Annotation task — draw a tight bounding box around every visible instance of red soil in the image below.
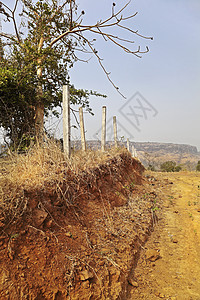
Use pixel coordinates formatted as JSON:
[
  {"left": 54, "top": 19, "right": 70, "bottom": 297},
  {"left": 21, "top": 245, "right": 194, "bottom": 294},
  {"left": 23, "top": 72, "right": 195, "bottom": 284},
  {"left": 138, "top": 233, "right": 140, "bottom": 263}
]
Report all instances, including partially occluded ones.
[{"left": 0, "top": 152, "right": 162, "bottom": 299}]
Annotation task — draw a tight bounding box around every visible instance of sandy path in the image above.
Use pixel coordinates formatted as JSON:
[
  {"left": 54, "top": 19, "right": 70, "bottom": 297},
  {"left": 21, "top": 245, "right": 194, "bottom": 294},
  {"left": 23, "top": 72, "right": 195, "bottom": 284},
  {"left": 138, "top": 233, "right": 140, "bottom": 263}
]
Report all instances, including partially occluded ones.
[{"left": 128, "top": 172, "right": 200, "bottom": 300}]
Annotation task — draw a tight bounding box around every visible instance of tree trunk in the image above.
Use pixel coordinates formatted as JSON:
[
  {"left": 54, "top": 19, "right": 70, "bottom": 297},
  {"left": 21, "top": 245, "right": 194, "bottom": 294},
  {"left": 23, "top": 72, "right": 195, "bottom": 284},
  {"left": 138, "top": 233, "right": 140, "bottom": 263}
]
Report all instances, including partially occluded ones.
[
  {"left": 35, "top": 101, "right": 44, "bottom": 141},
  {"left": 35, "top": 55, "right": 44, "bottom": 141}
]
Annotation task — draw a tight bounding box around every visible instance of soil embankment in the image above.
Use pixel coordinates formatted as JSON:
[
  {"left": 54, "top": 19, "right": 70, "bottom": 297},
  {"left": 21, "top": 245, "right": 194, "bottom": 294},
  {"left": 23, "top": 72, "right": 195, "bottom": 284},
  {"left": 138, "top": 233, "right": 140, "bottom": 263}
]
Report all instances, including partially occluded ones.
[{"left": 0, "top": 151, "right": 159, "bottom": 300}]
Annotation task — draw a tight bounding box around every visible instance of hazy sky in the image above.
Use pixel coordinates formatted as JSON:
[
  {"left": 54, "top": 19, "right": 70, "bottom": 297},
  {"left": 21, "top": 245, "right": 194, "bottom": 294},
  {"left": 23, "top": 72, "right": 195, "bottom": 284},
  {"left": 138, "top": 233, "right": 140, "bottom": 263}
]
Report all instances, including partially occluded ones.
[
  {"left": 1, "top": 0, "right": 200, "bottom": 150},
  {"left": 66, "top": 0, "right": 200, "bottom": 150}
]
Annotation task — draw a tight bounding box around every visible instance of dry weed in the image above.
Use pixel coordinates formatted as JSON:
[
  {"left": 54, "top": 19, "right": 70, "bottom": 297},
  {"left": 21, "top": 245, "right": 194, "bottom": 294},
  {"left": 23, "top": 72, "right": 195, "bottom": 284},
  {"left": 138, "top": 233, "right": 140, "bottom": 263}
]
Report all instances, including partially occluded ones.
[{"left": 0, "top": 139, "right": 127, "bottom": 225}]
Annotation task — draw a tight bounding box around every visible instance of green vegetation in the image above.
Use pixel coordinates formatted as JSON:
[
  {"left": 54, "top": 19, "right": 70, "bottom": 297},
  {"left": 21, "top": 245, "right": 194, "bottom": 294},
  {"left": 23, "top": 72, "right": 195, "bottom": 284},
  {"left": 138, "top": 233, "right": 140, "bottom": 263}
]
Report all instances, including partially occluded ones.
[
  {"left": 0, "top": 0, "right": 106, "bottom": 148},
  {"left": 0, "top": 65, "right": 104, "bottom": 150},
  {"left": 160, "top": 161, "right": 182, "bottom": 172},
  {"left": 147, "top": 164, "right": 156, "bottom": 171},
  {"left": 196, "top": 161, "right": 200, "bottom": 171}
]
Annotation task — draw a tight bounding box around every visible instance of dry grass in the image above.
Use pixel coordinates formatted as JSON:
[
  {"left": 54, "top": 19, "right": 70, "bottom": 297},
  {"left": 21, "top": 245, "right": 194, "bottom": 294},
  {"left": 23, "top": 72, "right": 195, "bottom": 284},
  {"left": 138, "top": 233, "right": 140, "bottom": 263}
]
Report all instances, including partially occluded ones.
[
  {"left": 0, "top": 140, "right": 127, "bottom": 224},
  {"left": 0, "top": 140, "right": 126, "bottom": 190}
]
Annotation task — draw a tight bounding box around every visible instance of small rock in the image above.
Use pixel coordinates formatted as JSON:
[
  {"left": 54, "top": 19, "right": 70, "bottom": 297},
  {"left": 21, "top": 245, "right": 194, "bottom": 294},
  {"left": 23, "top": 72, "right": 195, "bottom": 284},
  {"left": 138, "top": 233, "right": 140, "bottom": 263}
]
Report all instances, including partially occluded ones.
[
  {"left": 155, "top": 292, "right": 165, "bottom": 298},
  {"left": 197, "top": 208, "right": 200, "bottom": 213},
  {"left": 46, "top": 219, "right": 53, "bottom": 228},
  {"left": 65, "top": 232, "right": 72, "bottom": 238},
  {"left": 145, "top": 249, "right": 160, "bottom": 262},
  {"left": 172, "top": 238, "right": 178, "bottom": 243},
  {"left": 32, "top": 209, "right": 48, "bottom": 226},
  {"left": 101, "top": 248, "right": 110, "bottom": 254},
  {"left": 79, "top": 270, "right": 94, "bottom": 281},
  {"left": 82, "top": 280, "right": 90, "bottom": 288},
  {"left": 128, "top": 278, "right": 138, "bottom": 287}
]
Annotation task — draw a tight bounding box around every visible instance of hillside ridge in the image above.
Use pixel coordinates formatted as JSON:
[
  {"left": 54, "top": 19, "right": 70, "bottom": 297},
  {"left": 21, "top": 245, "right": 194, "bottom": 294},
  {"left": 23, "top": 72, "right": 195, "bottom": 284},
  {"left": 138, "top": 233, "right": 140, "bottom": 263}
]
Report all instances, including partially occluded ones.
[
  {"left": 133, "top": 142, "right": 198, "bottom": 155},
  {"left": 71, "top": 140, "right": 198, "bottom": 155}
]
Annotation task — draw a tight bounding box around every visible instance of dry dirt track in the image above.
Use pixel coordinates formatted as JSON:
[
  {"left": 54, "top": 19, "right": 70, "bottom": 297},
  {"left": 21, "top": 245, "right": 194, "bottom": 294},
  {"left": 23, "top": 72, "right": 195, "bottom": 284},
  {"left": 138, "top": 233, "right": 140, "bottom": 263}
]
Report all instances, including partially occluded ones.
[{"left": 128, "top": 172, "right": 200, "bottom": 300}]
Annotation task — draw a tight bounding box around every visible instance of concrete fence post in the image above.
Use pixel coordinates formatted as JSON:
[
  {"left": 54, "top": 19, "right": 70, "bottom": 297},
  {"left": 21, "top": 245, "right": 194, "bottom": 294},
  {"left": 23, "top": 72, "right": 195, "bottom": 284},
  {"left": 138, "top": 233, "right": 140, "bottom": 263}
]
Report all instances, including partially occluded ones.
[
  {"left": 79, "top": 106, "right": 86, "bottom": 151},
  {"left": 127, "top": 138, "right": 130, "bottom": 152},
  {"left": 101, "top": 106, "right": 106, "bottom": 152},
  {"left": 113, "top": 116, "right": 118, "bottom": 148},
  {"left": 63, "top": 85, "right": 71, "bottom": 158}
]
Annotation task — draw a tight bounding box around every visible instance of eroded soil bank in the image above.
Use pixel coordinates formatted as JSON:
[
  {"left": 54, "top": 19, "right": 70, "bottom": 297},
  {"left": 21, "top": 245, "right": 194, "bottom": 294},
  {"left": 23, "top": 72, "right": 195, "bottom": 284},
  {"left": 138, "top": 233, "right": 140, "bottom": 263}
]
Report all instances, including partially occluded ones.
[
  {"left": 2, "top": 153, "right": 198, "bottom": 300},
  {"left": 128, "top": 172, "right": 200, "bottom": 300},
  {"left": 0, "top": 152, "right": 164, "bottom": 300}
]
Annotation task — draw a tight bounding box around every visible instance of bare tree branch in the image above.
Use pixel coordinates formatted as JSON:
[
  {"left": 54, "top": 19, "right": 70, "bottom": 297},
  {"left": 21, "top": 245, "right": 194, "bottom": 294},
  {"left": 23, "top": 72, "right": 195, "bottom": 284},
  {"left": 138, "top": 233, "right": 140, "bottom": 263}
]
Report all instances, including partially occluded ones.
[
  {"left": 117, "top": 23, "right": 153, "bottom": 40},
  {"left": 96, "top": 29, "right": 135, "bottom": 44},
  {"left": 0, "top": 32, "right": 18, "bottom": 43},
  {"left": 89, "top": 28, "right": 144, "bottom": 58},
  {"left": 50, "top": 1, "right": 139, "bottom": 46},
  {"left": 72, "top": 35, "right": 93, "bottom": 54},
  {"left": 0, "top": 2, "right": 12, "bottom": 14},
  {"left": 12, "top": 0, "right": 21, "bottom": 43},
  {"left": 69, "top": 0, "right": 73, "bottom": 30},
  {"left": 0, "top": 0, "right": 21, "bottom": 43},
  {"left": 95, "top": 1, "right": 131, "bottom": 28},
  {"left": 77, "top": 33, "right": 126, "bottom": 98}
]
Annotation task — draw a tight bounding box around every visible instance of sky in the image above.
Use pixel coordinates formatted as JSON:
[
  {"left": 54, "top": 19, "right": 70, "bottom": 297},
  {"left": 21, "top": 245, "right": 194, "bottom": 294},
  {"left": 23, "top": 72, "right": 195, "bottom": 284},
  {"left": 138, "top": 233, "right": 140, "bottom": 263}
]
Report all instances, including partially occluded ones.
[
  {"left": 1, "top": 0, "right": 200, "bottom": 150},
  {"left": 66, "top": 0, "right": 200, "bottom": 150}
]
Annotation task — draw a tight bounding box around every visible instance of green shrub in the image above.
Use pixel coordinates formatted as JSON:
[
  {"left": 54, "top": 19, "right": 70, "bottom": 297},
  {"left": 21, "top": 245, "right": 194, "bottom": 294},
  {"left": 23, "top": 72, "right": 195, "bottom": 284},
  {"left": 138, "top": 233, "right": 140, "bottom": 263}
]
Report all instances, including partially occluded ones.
[
  {"left": 147, "top": 164, "right": 156, "bottom": 171},
  {"left": 196, "top": 161, "right": 200, "bottom": 171},
  {"left": 160, "top": 161, "right": 181, "bottom": 172},
  {"left": 175, "top": 165, "right": 182, "bottom": 172}
]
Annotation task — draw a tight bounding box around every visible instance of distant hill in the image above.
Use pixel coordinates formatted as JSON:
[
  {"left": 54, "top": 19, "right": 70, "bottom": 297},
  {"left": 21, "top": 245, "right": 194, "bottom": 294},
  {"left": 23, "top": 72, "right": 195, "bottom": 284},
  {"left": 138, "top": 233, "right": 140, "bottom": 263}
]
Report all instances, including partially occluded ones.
[
  {"left": 132, "top": 142, "right": 200, "bottom": 170},
  {"left": 134, "top": 142, "right": 198, "bottom": 155}
]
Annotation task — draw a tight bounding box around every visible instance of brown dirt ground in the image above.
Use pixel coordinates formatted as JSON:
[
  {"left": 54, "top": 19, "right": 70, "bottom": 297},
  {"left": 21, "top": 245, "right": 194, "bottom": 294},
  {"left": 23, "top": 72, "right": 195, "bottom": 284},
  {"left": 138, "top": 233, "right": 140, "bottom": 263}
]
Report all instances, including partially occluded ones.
[{"left": 128, "top": 171, "right": 200, "bottom": 300}]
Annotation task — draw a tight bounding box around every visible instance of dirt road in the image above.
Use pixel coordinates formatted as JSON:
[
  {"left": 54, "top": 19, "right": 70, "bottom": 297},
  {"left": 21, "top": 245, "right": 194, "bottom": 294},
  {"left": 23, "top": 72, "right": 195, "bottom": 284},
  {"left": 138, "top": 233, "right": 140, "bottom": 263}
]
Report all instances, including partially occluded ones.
[{"left": 128, "top": 172, "right": 200, "bottom": 300}]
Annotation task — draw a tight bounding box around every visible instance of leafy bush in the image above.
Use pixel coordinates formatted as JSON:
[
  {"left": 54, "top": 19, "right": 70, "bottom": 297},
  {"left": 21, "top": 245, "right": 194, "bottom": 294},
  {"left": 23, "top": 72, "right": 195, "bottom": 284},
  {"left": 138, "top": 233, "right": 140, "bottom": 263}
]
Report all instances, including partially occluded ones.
[
  {"left": 196, "top": 161, "right": 200, "bottom": 171},
  {"left": 147, "top": 164, "right": 156, "bottom": 171},
  {"left": 174, "top": 165, "right": 182, "bottom": 172},
  {"left": 160, "top": 161, "right": 181, "bottom": 172}
]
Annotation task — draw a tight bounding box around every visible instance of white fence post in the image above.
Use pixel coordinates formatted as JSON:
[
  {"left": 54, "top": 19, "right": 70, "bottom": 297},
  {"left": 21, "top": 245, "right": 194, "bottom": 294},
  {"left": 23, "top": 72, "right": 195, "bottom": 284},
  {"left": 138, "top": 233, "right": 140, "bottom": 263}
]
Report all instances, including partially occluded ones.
[
  {"left": 132, "top": 146, "right": 138, "bottom": 158},
  {"left": 63, "top": 85, "right": 71, "bottom": 158},
  {"left": 79, "top": 106, "right": 86, "bottom": 151},
  {"left": 113, "top": 116, "right": 118, "bottom": 148},
  {"left": 132, "top": 146, "right": 135, "bottom": 157},
  {"left": 127, "top": 138, "right": 130, "bottom": 152},
  {"left": 101, "top": 106, "right": 106, "bottom": 152}
]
